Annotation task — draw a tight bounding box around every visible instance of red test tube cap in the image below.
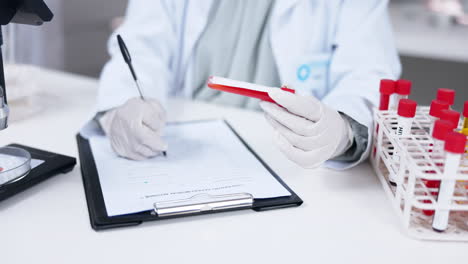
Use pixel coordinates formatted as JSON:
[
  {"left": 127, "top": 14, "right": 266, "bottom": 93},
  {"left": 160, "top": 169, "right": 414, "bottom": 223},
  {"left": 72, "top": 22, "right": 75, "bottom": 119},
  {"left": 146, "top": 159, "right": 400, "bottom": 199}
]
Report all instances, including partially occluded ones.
[
  {"left": 395, "top": 79, "right": 412, "bottom": 95},
  {"left": 436, "top": 88, "right": 455, "bottom": 106},
  {"left": 444, "top": 132, "right": 467, "bottom": 154},
  {"left": 464, "top": 101, "right": 468, "bottom": 118},
  {"left": 432, "top": 120, "right": 454, "bottom": 141},
  {"left": 429, "top": 100, "right": 449, "bottom": 118},
  {"left": 379, "top": 79, "right": 395, "bottom": 95},
  {"left": 440, "top": 109, "right": 460, "bottom": 129},
  {"left": 397, "top": 99, "right": 417, "bottom": 118}
]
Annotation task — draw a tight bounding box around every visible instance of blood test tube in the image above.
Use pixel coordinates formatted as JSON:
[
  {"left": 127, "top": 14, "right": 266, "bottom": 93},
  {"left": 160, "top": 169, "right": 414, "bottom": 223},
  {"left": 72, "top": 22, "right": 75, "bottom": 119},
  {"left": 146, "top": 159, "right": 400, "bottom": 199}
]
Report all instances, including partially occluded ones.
[
  {"left": 440, "top": 109, "right": 461, "bottom": 130},
  {"left": 379, "top": 79, "right": 395, "bottom": 111},
  {"left": 422, "top": 120, "right": 454, "bottom": 216},
  {"left": 396, "top": 99, "right": 417, "bottom": 136},
  {"left": 391, "top": 79, "right": 412, "bottom": 111},
  {"left": 432, "top": 132, "right": 467, "bottom": 232},
  {"left": 433, "top": 121, "right": 455, "bottom": 157},
  {"left": 390, "top": 99, "right": 417, "bottom": 185},
  {"left": 428, "top": 100, "right": 449, "bottom": 136},
  {"left": 436, "top": 88, "right": 455, "bottom": 108},
  {"left": 373, "top": 80, "right": 396, "bottom": 157}
]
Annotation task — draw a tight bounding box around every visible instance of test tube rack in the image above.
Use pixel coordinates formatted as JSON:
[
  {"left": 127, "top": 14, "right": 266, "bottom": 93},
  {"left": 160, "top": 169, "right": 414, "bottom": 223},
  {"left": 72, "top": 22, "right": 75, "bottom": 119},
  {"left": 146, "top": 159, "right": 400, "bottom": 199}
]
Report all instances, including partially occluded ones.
[{"left": 371, "top": 106, "right": 468, "bottom": 241}]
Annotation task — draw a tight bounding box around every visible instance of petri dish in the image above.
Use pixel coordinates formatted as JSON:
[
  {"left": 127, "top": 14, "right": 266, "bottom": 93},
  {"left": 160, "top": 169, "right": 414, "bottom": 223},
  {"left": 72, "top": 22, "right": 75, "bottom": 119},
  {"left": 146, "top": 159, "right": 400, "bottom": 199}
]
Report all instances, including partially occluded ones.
[{"left": 0, "top": 147, "right": 31, "bottom": 187}]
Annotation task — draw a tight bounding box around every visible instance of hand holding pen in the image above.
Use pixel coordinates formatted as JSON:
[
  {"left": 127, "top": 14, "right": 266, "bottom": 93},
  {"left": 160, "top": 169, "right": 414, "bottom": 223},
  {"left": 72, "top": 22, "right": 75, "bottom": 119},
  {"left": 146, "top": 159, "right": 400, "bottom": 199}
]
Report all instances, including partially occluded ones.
[{"left": 115, "top": 34, "right": 167, "bottom": 157}]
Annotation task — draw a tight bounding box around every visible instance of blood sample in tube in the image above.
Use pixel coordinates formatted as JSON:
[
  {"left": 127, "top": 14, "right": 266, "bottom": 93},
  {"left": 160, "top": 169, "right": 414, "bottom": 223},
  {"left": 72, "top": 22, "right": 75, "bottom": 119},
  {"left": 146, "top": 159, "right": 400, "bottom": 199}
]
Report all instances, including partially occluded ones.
[
  {"left": 428, "top": 100, "right": 449, "bottom": 136},
  {"left": 433, "top": 132, "right": 467, "bottom": 232},
  {"left": 440, "top": 109, "right": 461, "bottom": 130},
  {"left": 391, "top": 80, "right": 412, "bottom": 111},
  {"left": 436, "top": 88, "right": 455, "bottom": 107},
  {"left": 389, "top": 99, "right": 417, "bottom": 185},
  {"left": 379, "top": 79, "right": 395, "bottom": 111},
  {"left": 422, "top": 120, "right": 453, "bottom": 216}
]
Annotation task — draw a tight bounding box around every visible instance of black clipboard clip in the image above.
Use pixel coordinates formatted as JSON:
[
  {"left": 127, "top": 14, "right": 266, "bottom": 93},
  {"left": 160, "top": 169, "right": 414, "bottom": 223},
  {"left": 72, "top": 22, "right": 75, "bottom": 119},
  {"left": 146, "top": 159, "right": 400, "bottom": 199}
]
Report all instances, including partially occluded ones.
[{"left": 153, "top": 193, "right": 254, "bottom": 217}]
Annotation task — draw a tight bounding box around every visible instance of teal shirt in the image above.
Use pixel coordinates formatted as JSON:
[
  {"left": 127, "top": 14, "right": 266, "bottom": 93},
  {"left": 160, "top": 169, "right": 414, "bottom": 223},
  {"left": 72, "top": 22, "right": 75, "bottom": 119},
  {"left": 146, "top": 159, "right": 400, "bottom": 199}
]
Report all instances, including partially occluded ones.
[
  {"left": 190, "top": 0, "right": 367, "bottom": 163},
  {"left": 192, "top": 0, "right": 280, "bottom": 110}
]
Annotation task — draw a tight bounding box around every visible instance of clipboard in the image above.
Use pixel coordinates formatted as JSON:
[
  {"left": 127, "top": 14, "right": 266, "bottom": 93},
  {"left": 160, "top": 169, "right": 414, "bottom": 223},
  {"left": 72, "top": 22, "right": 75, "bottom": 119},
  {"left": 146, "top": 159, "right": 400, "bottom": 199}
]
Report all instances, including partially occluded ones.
[{"left": 76, "top": 120, "right": 303, "bottom": 230}]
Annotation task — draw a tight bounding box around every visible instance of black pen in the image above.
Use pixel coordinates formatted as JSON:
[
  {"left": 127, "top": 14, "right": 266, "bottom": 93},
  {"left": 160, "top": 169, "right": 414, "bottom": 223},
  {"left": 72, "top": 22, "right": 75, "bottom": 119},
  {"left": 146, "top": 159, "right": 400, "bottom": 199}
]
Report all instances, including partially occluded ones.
[
  {"left": 117, "top": 34, "right": 167, "bottom": 157},
  {"left": 117, "top": 34, "right": 145, "bottom": 100}
]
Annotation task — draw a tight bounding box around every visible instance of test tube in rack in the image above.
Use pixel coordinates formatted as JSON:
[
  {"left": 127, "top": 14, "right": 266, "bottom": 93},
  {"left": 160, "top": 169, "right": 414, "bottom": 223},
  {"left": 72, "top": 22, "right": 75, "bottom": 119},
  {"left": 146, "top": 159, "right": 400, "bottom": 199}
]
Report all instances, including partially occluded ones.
[
  {"left": 391, "top": 80, "right": 411, "bottom": 111},
  {"left": 432, "top": 132, "right": 467, "bottom": 232},
  {"left": 390, "top": 99, "right": 417, "bottom": 185},
  {"left": 436, "top": 88, "right": 455, "bottom": 108},
  {"left": 422, "top": 120, "right": 454, "bottom": 216},
  {"left": 428, "top": 100, "right": 449, "bottom": 136},
  {"left": 379, "top": 79, "right": 395, "bottom": 111},
  {"left": 440, "top": 109, "right": 460, "bottom": 130}
]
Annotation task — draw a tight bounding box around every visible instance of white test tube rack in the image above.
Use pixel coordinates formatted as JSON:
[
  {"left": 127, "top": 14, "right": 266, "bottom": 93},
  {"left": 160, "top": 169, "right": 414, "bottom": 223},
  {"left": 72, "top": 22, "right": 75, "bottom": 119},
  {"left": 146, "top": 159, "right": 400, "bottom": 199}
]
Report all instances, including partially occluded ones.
[{"left": 371, "top": 106, "right": 468, "bottom": 241}]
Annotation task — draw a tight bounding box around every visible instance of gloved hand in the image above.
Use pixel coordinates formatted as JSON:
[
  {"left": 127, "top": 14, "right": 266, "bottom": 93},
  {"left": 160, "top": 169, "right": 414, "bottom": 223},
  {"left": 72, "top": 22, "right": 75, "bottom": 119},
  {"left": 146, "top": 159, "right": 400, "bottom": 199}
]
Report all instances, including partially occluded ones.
[
  {"left": 260, "top": 89, "right": 353, "bottom": 169},
  {"left": 99, "top": 97, "right": 168, "bottom": 160}
]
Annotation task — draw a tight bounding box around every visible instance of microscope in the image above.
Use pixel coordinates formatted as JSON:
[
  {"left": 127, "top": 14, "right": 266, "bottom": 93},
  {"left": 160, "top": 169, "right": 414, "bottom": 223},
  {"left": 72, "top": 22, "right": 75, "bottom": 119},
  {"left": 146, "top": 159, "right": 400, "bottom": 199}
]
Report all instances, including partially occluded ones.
[
  {"left": 0, "top": 0, "right": 53, "bottom": 129},
  {"left": 0, "top": 1, "right": 75, "bottom": 195}
]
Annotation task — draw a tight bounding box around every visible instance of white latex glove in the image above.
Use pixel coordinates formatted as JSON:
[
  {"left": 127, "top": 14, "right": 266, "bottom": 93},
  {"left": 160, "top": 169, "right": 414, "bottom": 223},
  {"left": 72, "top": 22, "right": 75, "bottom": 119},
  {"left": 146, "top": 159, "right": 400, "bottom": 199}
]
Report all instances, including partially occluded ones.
[
  {"left": 99, "top": 97, "right": 168, "bottom": 160},
  {"left": 260, "top": 89, "right": 353, "bottom": 169}
]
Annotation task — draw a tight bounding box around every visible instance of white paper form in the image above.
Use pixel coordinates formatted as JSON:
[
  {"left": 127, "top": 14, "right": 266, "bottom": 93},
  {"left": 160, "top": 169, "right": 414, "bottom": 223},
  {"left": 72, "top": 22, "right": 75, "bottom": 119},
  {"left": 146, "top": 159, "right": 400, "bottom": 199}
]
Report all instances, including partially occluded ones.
[{"left": 89, "top": 120, "right": 291, "bottom": 216}]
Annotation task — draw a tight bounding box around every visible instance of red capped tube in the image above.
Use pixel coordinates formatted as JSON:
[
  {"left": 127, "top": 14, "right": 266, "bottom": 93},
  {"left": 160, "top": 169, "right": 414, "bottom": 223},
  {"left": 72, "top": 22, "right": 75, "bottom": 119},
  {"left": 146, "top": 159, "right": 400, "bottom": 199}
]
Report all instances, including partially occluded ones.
[
  {"left": 397, "top": 99, "right": 417, "bottom": 118},
  {"left": 423, "top": 120, "right": 454, "bottom": 216},
  {"left": 390, "top": 99, "right": 417, "bottom": 185},
  {"left": 444, "top": 132, "right": 467, "bottom": 154},
  {"left": 440, "top": 109, "right": 461, "bottom": 129},
  {"left": 433, "top": 132, "right": 467, "bottom": 232},
  {"left": 395, "top": 79, "right": 412, "bottom": 95},
  {"left": 379, "top": 79, "right": 395, "bottom": 110},
  {"left": 436, "top": 88, "right": 455, "bottom": 106},
  {"left": 391, "top": 79, "right": 412, "bottom": 110},
  {"left": 429, "top": 100, "right": 449, "bottom": 118},
  {"left": 428, "top": 100, "right": 451, "bottom": 136},
  {"left": 432, "top": 120, "right": 454, "bottom": 141}
]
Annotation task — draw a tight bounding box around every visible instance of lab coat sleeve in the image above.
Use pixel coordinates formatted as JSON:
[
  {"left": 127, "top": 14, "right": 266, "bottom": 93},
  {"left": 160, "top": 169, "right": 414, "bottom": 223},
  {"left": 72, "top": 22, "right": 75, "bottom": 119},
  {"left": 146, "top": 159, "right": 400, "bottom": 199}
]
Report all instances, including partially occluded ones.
[
  {"left": 322, "top": 0, "right": 401, "bottom": 170},
  {"left": 96, "top": 0, "right": 178, "bottom": 112}
]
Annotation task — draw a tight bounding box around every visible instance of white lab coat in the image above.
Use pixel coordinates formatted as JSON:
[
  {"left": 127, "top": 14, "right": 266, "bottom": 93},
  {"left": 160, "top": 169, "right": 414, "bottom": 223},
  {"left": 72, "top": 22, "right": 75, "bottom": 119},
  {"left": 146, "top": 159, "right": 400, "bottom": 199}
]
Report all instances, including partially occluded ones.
[{"left": 97, "top": 0, "right": 401, "bottom": 169}]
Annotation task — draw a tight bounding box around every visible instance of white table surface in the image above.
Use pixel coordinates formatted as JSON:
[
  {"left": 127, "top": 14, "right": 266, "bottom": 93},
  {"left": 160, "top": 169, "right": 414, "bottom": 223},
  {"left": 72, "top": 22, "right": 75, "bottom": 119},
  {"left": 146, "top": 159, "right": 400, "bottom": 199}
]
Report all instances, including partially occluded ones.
[{"left": 0, "top": 70, "right": 465, "bottom": 264}]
